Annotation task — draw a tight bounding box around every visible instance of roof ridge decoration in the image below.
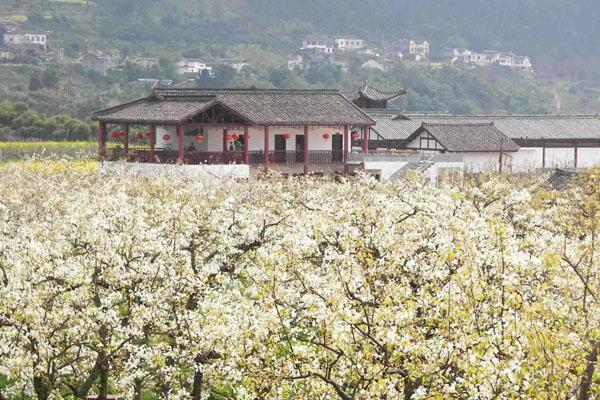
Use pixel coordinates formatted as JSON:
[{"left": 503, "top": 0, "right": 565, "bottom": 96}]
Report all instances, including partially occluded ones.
[{"left": 344, "top": 81, "right": 407, "bottom": 102}]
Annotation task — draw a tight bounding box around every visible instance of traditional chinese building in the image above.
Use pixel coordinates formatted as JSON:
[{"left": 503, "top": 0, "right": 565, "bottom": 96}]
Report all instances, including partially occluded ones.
[
  {"left": 93, "top": 88, "right": 374, "bottom": 174},
  {"left": 343, "top": 81, "right": 406, "bottom": 110}
]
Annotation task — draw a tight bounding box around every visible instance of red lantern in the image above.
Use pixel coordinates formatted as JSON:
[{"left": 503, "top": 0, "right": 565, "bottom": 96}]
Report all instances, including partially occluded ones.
[
  {"left": 322, "top": 133, "right": 330, "bottom": 140},
  {"left": 111, "top": 130, "right": 126, "bottom": 139},
  {"left": 135, "top": 133, "right": 144, "bottom": 140},
  {"left": 162, "top": 134, "right": 171, "bottom": 141},
  {"left": 143, "top": 130, "right": 152, "bottom": 138},
  {"left": 283, "top": 133, "right": 291, "bottom": 140},
  {"left": 232, "top": 134, "right": 240, "bottom": 141},
  {"left": 196, "top": 134, "right": 205, "bottom": 142},
  {"left": 224, "top": 134, "right": 233, "bottom": 141},
  {"left": 351, "top": 132, "right": 360, "bottom": 140}
]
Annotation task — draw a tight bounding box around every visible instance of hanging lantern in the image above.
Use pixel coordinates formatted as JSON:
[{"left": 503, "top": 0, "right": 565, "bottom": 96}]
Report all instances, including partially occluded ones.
[
  {"left": 111, "top": 130, "right": 126, "bottom": 139},
  {"left": 143, "top": 130, "right": 152, "bottom": 138},
  {"left": 283, "top": 133, "right": 291, "bottom": 140},
  {"left": 224, "top": 134, "right": 234, "bottom": 141},
  {"left": 162, "top": 134, "right": 171, "bottom": 141},
  {"left": 195, "top": 134, "right": 205, "bottom": 142},
  {"left": 322, "top": 133, "right": 330, "bottom": 140},
  {"left": 232, "top": 134, "right": 240, "bottom": 141},
  {"left": 351, "top": 132, "right": 360, "bottom": 140},
  {"left": 135, "top": 132, "right": 144, "bottom": 140}
]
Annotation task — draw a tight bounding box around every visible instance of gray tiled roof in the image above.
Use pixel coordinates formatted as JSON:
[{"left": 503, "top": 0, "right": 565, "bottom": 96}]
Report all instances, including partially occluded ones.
[
  {"left": 392, "top": 114, "right": 600, "bottom": 141},
  {"left": 411, "top": 123, "right": 520, "bottom": 152},
  {"left": 343, "top": 81, "right": 406, "bottom": 102},
  {"left": 94, "top": 88, "right": 374, "bottom": 126},
  {"left": 93, "top": 98, "right": 210, "bottom": 124}
]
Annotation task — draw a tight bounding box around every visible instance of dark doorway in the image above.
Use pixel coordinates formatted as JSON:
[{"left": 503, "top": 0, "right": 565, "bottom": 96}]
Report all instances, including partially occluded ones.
[
  {"left": 275, "top": 134, "right": 286, "bottom": 163},
  {"left": 295, "top": 135, "right": 305, "bottom": 163},
  {"left": 332, "top": 133, "right": 343, "bottom": 162}
]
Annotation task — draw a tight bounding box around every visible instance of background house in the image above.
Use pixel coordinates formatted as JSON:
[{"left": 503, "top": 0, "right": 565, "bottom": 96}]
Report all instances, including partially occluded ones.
[
  {"left": 301, "top": 35, "right": 334, "bottom": 53},
  {"left": 82, "top": 52, "right": 110, "bottom": 75},
  {"left": 176, "top": 59, "right": 212, "bottom": 76},
  {"left": 397, "top": 39, "right": 430, "bottom": 60},
  {"left": 334, "top": 36, "right": 366, "bottom": 51},
  {"left": 3, "top": 32, "right": 46, "bottom": 51}
]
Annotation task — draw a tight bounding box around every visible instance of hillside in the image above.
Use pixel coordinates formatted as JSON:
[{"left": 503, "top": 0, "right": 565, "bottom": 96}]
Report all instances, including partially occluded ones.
[
  {"left": 2, "top": 0, "right": 600, "bottom": 140},
  {"left": 4, "top": 0, "right": 600, "bottom": 72}
]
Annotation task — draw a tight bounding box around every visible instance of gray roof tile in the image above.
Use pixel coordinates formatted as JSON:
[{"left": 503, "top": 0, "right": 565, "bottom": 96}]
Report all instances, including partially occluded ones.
[
  {"left": 411, "top": 123, "right": 520, "bottom": 152},
  {"left": 94, "top": 88, "right": 374, "bottom": 126}
]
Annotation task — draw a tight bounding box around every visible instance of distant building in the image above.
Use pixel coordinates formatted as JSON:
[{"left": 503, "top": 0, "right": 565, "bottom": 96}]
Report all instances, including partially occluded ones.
[
  {"left": 0, "top": 44, "right": 15, "bottom": 61},
  {"left": 440, "top": 48, "right": 472, "bottom": 64},
  {"left": 398, "top": 39, "right": 429, "bottom": 60},
  {"left": 82, "top": 52, "right": 110, "bottom": 75},
  {"left": 3, "top": 33, "right": 46, "bottom": 51},
  {"left": 218, "top": 58, "right": 250, "bottom": 72},
  {"left": 176, "top": 59, "right": 212, "bottom": 75},
  {"left": 133, "top": 57, "right": 159, "bottom": 69},
  {"left": 301, "top": 35, "right": 334, "bottom": 53},
  {"left": 459, "top": 49, "right": 533, "bottom": 71},
  {"left": 288, "top": 54, "right": 304, "bottom": 71},
  {"left": 334, "top": 36, "right": 366, "bottom": 51}
]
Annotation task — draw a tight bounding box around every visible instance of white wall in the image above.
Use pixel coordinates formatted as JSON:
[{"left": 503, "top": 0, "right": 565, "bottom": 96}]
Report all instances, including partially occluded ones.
[
  {"left": 364, "top": 161, "right": 408, "bottom": 180},
  {"left": 102, "top": 162, "right": 249, "bottom": 180},
  {"left": 155, "top": 125, "right": 347, "bottom": 153}
]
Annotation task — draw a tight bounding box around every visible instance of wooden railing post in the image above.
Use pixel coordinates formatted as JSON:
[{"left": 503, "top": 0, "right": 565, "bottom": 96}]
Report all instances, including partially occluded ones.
[
  {"left": 123, "top": 124, "right": 129, "bottom": 161},
  {"left": 264, "top": 126, "right": 269, "bottom": 172},
  {"left": 177, "top": 124, "right": 185, "bottom": 164},
  {"left": 149, "top": 125, "right": 156, "bottom": 164},
  {"left": 304, "top": 125, "right": 309, "bottom": 174},
  {"left": 98, "top": 122, "right": 107, "bottom": 162},
  {"left": 343, "top": 125, "right": 349, "bottom": 174},
  {"left": 243, "top": 126, "right": 249, "bottom": 164}
]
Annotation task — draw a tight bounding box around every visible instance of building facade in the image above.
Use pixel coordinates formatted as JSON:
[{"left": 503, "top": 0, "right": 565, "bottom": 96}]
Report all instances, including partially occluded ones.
[{"left": 93, "top": 88, "right": 375, "bottom": 174}]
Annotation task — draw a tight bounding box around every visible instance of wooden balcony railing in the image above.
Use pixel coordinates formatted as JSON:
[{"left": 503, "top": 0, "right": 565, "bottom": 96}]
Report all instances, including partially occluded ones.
[{"left": 111, "top": 149, "right": 346, "bottom": 165}]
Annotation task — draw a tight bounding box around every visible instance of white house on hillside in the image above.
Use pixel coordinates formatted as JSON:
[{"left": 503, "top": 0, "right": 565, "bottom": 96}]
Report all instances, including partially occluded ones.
[
  {"left": 176, "top": 59, "right": 212, "bottom": 75},
  {"left": 334, "top": 36, "right": 366, "bottom": 51},
  {"left": 398, "top": 39, "right": 430, "bottom": 60},
  {"left": 301, "top": 36, "right": 334, "bottom": 53},
  {"left": 4, "top": 32, "right": 47, "bottom": 51}
]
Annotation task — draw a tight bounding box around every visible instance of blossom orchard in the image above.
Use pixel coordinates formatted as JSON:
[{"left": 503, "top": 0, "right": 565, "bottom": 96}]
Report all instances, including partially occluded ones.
[{"left": 0, "top": 165, "right": 598, "bottom": 399}]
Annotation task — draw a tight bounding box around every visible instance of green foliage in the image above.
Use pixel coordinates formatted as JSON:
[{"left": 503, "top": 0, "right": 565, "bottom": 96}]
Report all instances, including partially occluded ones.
[{"left": 0, "top": 100, "right": 96, "bottom": 141}]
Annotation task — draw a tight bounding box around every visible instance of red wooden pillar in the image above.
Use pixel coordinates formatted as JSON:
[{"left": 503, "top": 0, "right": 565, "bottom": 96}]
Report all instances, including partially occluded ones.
[
  {"left": 149, "top": 125, "right": 156, "bottom": 163},
  {"left": 98, "top": 121, "right": 107, "bottom": 162},
  {"left": 304, "top": 125, "right": 309, "bottom": 174},
  {"left": 243, "top": 125, "right": 249, "bottom": 164},
  {"left": 264, "top": 126, "right": 270, "bottom": 171},
  {"left": 362, "top": 125, "right": 370, "bottom": 155},
  {"left": 123, "top": 124, "right": 129, "bottom": 161},
  {"left": 574, "top": 146, "right": 578, "bottom": 168},
  {"left": 177, "top": 125, "right": 185, "bottom": 164},
  {"left": 542, "top": 137, "right": 546, "bottom": 170},
  {"left": 343, "top": 125, "right": 349, "bottom": 174}
]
